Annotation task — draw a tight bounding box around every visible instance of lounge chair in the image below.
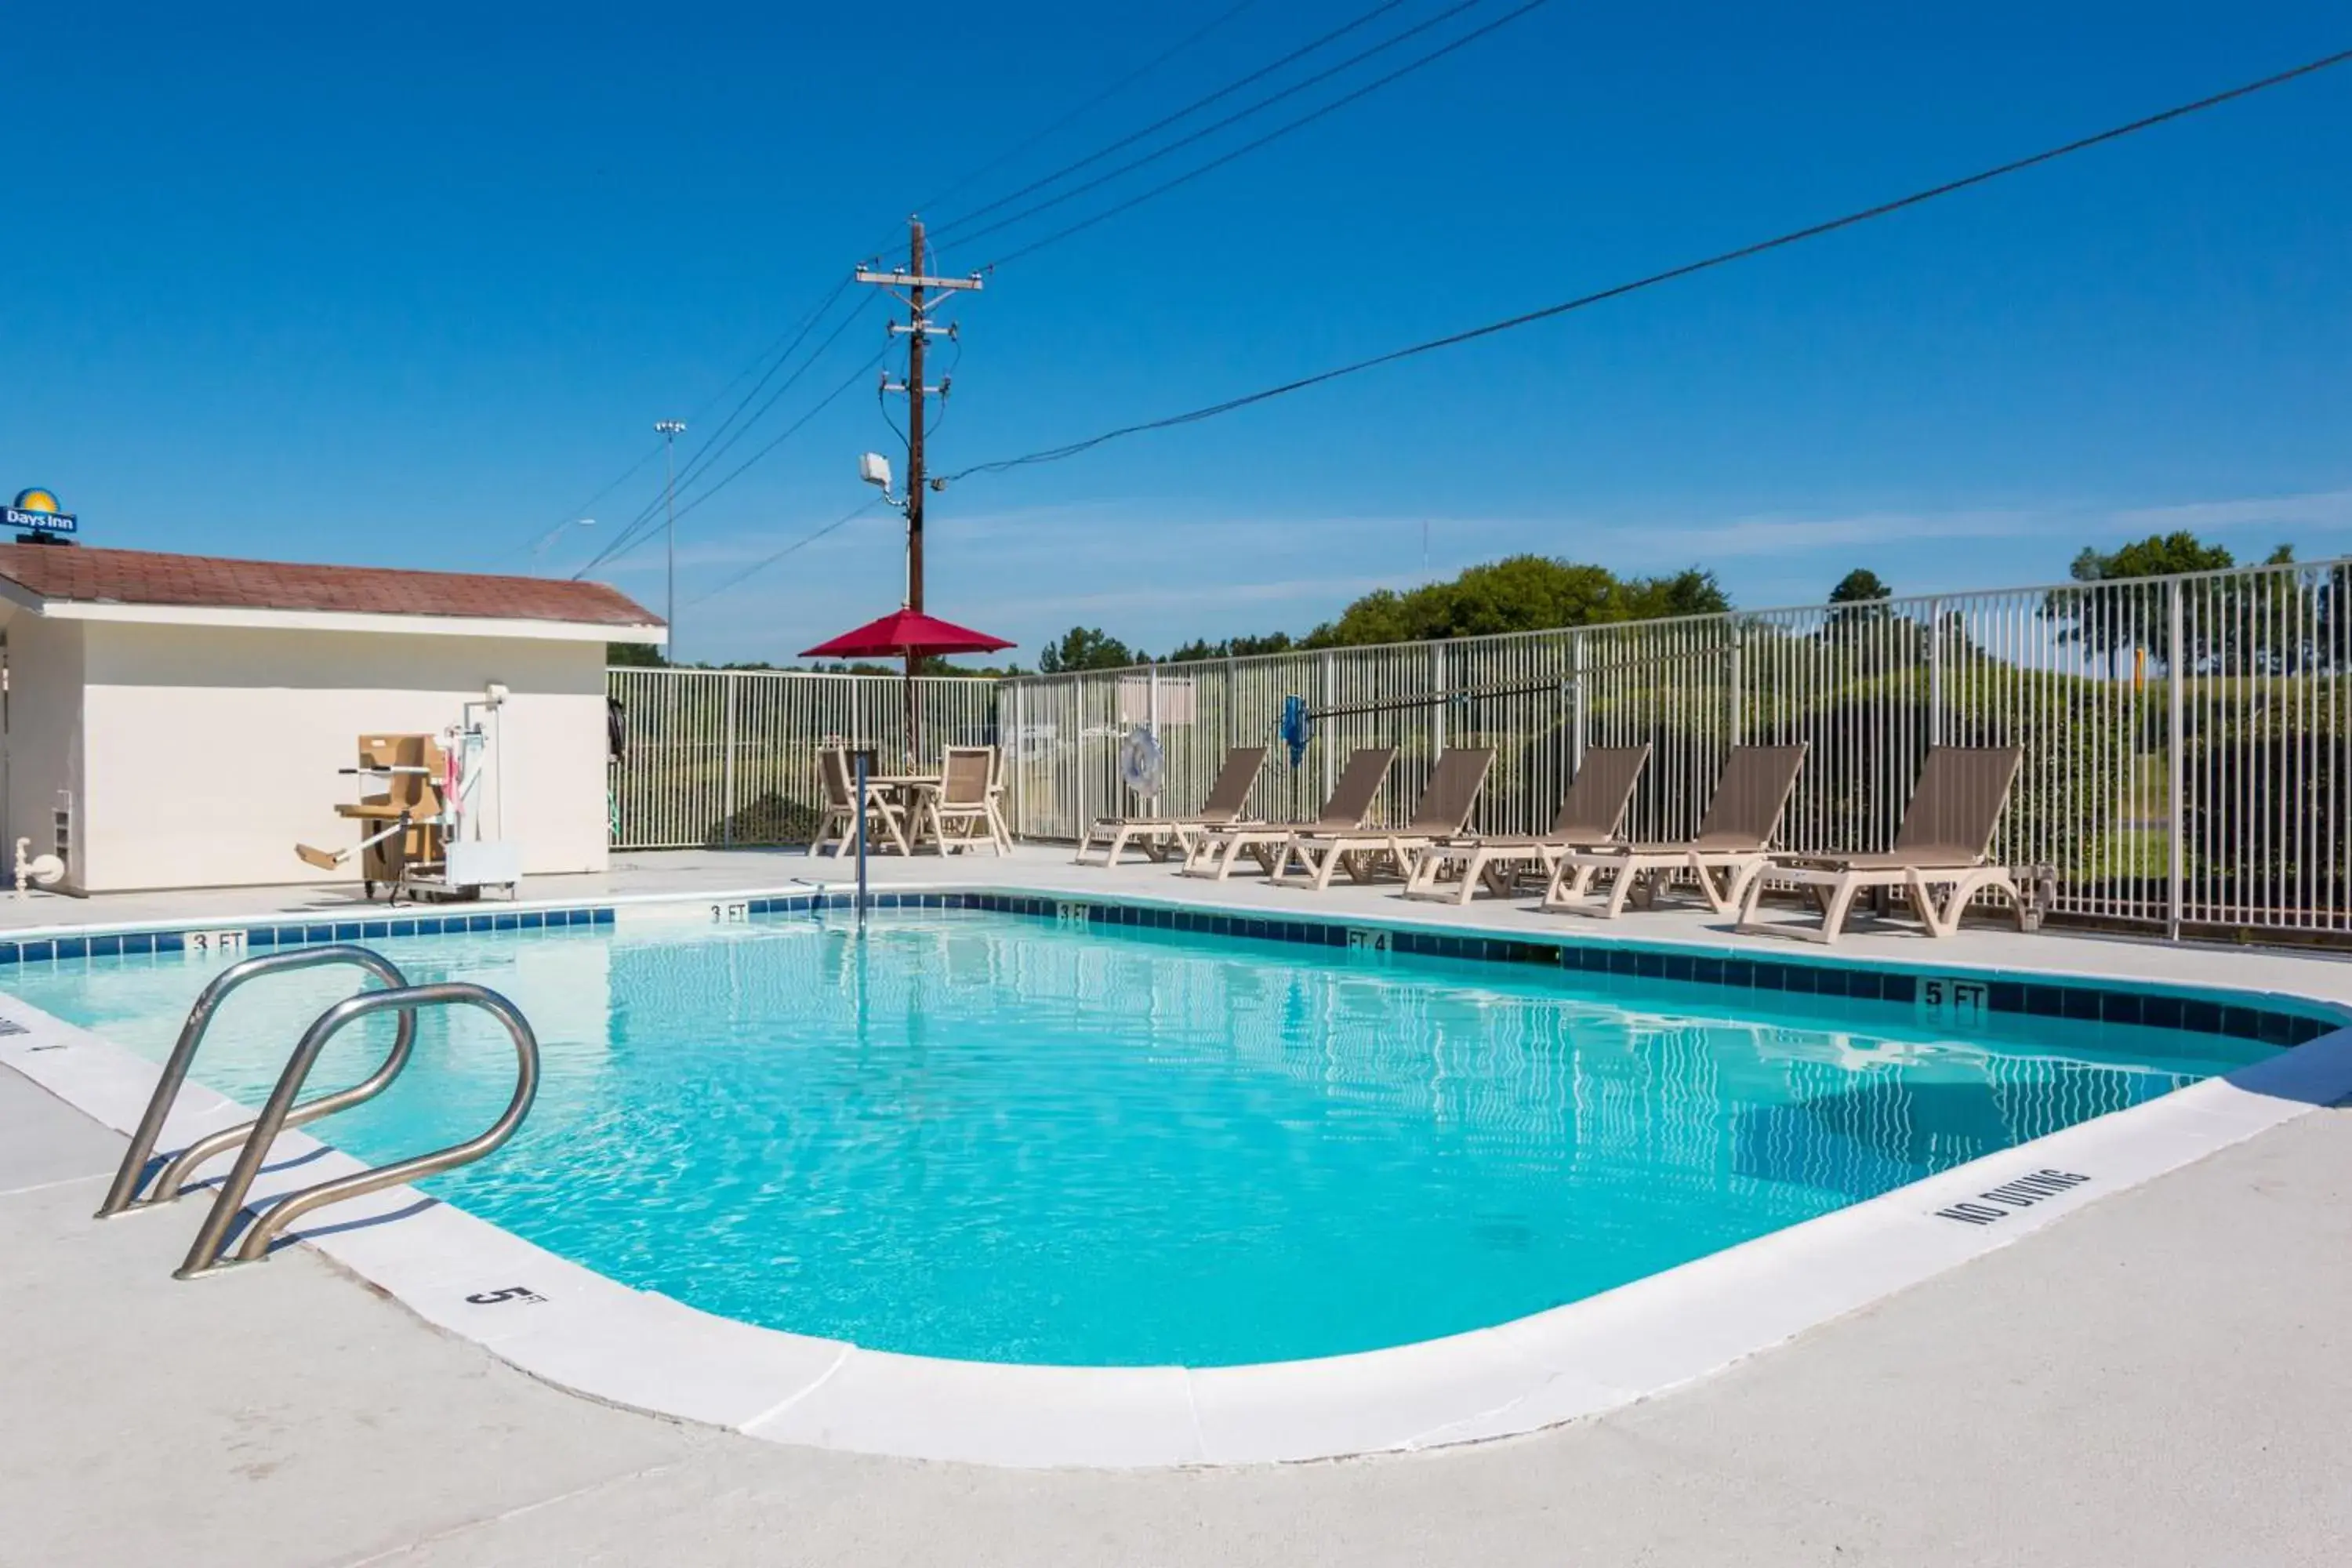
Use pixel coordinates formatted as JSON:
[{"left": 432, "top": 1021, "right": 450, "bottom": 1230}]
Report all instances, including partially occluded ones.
[
  {"left": 1179, "top": 747, "right": 1397, "bottom": 881},
  {"left": 1542, "top": 745, "right": 1809, "bottom": 919},
  {"left": 1270, "top": 747, "right": 1496, "bottom": 891},
  {"left": 811, "top": 745, "right": 910, "bottom": 856},
  {"left": 1737, "top": 746, "right": 2027, "bottom": 943},
  {"left": 1399, "top": 744, "right": 1653, "bottom": 905},
  {"left": 914, "top": 746, "right": 1008, "bottom": 855},
  {"left": 1074, "top": 746, "right": 1269, "bottom": 866}
]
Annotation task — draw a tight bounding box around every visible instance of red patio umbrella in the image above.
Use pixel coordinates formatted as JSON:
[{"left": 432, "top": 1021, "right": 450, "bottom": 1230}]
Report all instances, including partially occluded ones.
[
  {"left": 802, "top": 608, "right": 1014, "bottom": 767},
  {"left": 800, "top": 608, "right": 1014, "bottom": 662}
]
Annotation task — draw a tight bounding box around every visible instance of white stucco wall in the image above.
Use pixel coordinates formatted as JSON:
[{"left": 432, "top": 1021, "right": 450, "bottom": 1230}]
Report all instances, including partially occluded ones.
[
  {"left": 2, "top": 615, "right": 88, "bottom": 887},
  {"left": 64, "top": 622, "right": 610, "bottom": 892}
]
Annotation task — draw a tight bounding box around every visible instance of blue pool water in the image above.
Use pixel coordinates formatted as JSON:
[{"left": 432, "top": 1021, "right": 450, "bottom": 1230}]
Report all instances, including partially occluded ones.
[{"left": 5, "top": 910, "right": 2275, "bottom": 1366}]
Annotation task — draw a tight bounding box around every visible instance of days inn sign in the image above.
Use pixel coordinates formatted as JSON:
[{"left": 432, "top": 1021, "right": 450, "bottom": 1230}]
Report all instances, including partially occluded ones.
[{"left": 6, "top": 487, "right": 76, "bottom": 535}]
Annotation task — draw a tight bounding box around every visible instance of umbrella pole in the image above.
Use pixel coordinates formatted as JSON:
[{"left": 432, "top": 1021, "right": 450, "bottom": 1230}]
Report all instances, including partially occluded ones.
[{"left": 902, "top": 654, "right": 920, "bottom": 771}]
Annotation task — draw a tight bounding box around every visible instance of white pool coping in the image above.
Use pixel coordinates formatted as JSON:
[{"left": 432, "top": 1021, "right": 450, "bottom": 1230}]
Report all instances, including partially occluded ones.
[{"left": 5, "top": 879, "right": 2350, "bottom": 1468}]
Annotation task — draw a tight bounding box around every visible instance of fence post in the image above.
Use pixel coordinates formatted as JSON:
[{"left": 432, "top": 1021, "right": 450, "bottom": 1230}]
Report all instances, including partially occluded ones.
[
  {"left": 1319, "top": 650, "right": 1338, "bottom": 804},
  {"left": 1725, "top": 630, "right": 1741, "bottom": 748},
  {"left": 1073, "top": 673, "right": 1087, "bottom": 843},
  {"left": 1430, "top": 643, "right": 1446, "bottom": 755},
  {"left": 721, "top": 670, "right": 739, "bottom": 848},
  {"left": 2166, "top": 577, "right": 2185, "bottom": 942},
  {"left": 1006, "top": 681, "right": 1022, "bottom": 838},
  {"left": 1928, "top": 597, "right": 1945, "bottom": 746},
  {"left": 1570, "top": 634, "right": 1586, "bottom": 774},
  {"left": 1147, "top": 662, "right": 1163, "bottom": 806},
  {"left": 1223, "top": 656, "right": 1238, "bottom": 759}
]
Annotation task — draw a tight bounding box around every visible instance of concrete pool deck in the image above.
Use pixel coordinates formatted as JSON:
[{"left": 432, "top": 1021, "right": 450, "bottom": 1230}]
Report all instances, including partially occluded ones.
[{"left": 6, "top": 847, "right": 2352, "bottom": 1562}]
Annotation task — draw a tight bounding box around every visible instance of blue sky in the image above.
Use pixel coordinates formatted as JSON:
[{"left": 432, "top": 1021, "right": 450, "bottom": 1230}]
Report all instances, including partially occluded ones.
[{"left": 5, "top": 2, "right": 2348, "bottom": 665}]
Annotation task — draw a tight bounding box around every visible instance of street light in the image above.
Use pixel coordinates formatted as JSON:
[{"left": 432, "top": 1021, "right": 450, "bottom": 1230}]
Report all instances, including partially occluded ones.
[{"left": 655, "top": 420, "right": 686, "bottom": 662}]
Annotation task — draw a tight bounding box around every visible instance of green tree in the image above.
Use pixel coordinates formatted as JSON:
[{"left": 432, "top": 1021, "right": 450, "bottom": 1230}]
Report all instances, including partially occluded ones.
[
  {"left": 607, "top": 641, "right": 666, "bottom": 667},
  {"left": 1300, "top": 554, "right": 1722, "bottom": 648},
  {"left": 1828, "top": 568, "right": 1892, "bottom": 604},
  {"left": 1824, "top": 567, "right": 1896, "bottom": 638},
  {"left": 2045, "top": 531, "right": 2234, "bottom": 666},
  {"left": 1429, "top": 556, "right": 1623, "bottom": 637},
  {"left": 1165, "top": 631, "right": 1295, "bottom": 663},
  {"left": 2068, "top": 532, "right": 2236, "bottom": 586},
  {"left": 1036, "top": 626, "right": 1137, "bottom": 673},
  {"left": 1302, "top": 586, "right": 1426, "bottom": 648},
  {"left": 1617, "top": 567, "right": 1731, "bottom": 621}
]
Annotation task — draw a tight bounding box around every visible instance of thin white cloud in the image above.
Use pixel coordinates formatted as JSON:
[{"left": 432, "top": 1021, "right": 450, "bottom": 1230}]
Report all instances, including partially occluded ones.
[
  {"left": 2108, "top": 488, "right": 2352, "bottom": 532},
  {"left": 1582, "top": 509, "right": 2043, "bottom": 561},
  {"left": 975, "top": 572, "right": 1407, "bottom": 619}
]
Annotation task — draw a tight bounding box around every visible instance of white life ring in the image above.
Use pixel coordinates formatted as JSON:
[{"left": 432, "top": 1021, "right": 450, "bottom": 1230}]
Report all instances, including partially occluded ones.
[{"left": 1117, "top": 726, "right": 1165, "bottom": 797}]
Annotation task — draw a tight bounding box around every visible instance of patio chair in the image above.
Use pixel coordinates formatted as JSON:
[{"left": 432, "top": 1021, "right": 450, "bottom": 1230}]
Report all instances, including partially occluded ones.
[
  {"left": 1074, "top": 746, "right": 1269, "bottom": 866},
  {"left": 1542, "top": 745, "right": 1809, "bottom": 920},
  {"left": 1399, "top": 744, "right": 1653, "bottom": 905},
  {"left": 914, "top": 746, "right": 1007, "bottom": 855},
  {"left": 985, "top": 742, "right": 1014, "bottom": 851},
  {"left": 811, "top": 745, "right": 911, "bottom": 856},
  {"left": 1270, "top": 746, "right": 1496, "bottom": 892},
  {"left": 1736, "top": 745, "right": 2027, "bottom": 943},
  {"left": 1179, "top": 746, "right": 1397, "bottom": 882}
]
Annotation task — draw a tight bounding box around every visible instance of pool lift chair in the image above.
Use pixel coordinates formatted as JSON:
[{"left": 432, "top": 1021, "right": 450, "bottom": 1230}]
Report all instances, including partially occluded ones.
[{"left": 293, "top": 686, "right": 522, "bottom": 902}]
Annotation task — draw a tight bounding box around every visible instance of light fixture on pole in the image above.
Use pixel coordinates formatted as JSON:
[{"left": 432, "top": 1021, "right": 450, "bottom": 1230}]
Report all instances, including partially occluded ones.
[{"left": 655, "top": 419, "right": 687, "bottom": 662}]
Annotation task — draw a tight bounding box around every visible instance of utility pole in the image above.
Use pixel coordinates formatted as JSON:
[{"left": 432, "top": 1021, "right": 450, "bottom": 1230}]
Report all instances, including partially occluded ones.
[
  {"left": 855, "top": 217, "right": 982, "bottom": 670},
  {"left": 655, "top": 419, "right": 686, "bottom": 664}
]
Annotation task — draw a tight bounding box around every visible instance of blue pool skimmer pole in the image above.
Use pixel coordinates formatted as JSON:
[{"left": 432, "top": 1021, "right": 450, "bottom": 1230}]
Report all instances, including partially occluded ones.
[{"left": 852, "top": 753, "right": 869, "bottom": 927}]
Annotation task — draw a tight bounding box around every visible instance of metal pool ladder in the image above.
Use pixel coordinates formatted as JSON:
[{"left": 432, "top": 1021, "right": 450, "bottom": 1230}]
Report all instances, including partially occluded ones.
[{"left": 94, "top": 944, "right": 541, "bottom": 1280}]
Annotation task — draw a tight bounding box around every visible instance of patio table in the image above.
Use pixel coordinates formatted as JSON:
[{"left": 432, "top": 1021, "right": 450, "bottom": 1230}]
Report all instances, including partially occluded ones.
[{"left": 862, "top": 772, "right": 942, "bottom": 851}]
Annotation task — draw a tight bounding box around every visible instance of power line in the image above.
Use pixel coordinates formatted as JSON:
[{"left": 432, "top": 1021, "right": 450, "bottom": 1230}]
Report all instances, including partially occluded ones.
[
  {"left": 981, "top": 0, "right": 1549, "bottom": 270},
  {"left": 514, "top": 275, "right": 855, "bottom": 566},
  {"left": 906, "top": 1, "right": 1264, "bottom": 226},
  {"left": 592, "top": 288, "right": 873, "bottom": 562},
  {"left": 946, "top": 45, "right": 2352, "bottom": 481},
  {"left": 576, "top": 346, "right": 889, "bottom": 575},
  {"left": 929, "top": 0, "right": 1411, "bottom": 240},
  {"left": 539, "top": 5, "right": 1389, "bottom": 573},
  {"left": 662, "top": 276, "right": 858, "bottom": 499},
  {"left": 656, "top": 293, "right": 877, "bottom": 508},
  {"left": 576, "top": 297, "right": 879, "bottom": 575},
  {"left": 671, "top": 348, "right": 889, "bottom": 528},
  {"left": 531, "top": 4, "right": 1442, "bottom": 570},
  {"left": 684, "top": 496, "right": 890, "bottom": 607},
  {"left": 941, "top": 0, "right": 1510, "bottom": 256},
  {"left": 508, "top": 441, "right": 664, "bottom": 564}
]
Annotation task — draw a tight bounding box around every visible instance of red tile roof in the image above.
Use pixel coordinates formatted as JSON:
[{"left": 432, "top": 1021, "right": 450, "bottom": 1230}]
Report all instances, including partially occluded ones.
[{"left": 0, "top": 544, "right": 660, "bottom": 629}]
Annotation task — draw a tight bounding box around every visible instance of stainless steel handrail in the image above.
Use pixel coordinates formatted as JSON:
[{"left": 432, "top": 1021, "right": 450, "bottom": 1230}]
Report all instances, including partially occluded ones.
[
  {"left": 96, "top": 946, "right": 417, "bottom": 1219},
  {"left": 176, "top": 982, "right": 539, "bottom": 1279}
]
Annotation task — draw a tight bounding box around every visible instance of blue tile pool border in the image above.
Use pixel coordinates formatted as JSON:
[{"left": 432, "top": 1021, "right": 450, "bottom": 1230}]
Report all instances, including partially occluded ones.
[
  {"left": 0, "top": 888, "right": 2339, "bottom": 1050},
  {"left": 927, "top": 891, "right": 2343, "bottom": 1047}
]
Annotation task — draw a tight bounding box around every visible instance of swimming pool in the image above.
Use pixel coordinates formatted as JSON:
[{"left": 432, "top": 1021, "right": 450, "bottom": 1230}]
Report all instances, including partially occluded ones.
[{"left": 4, "top": 898, "right": 2300, "bottom": 1367}]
